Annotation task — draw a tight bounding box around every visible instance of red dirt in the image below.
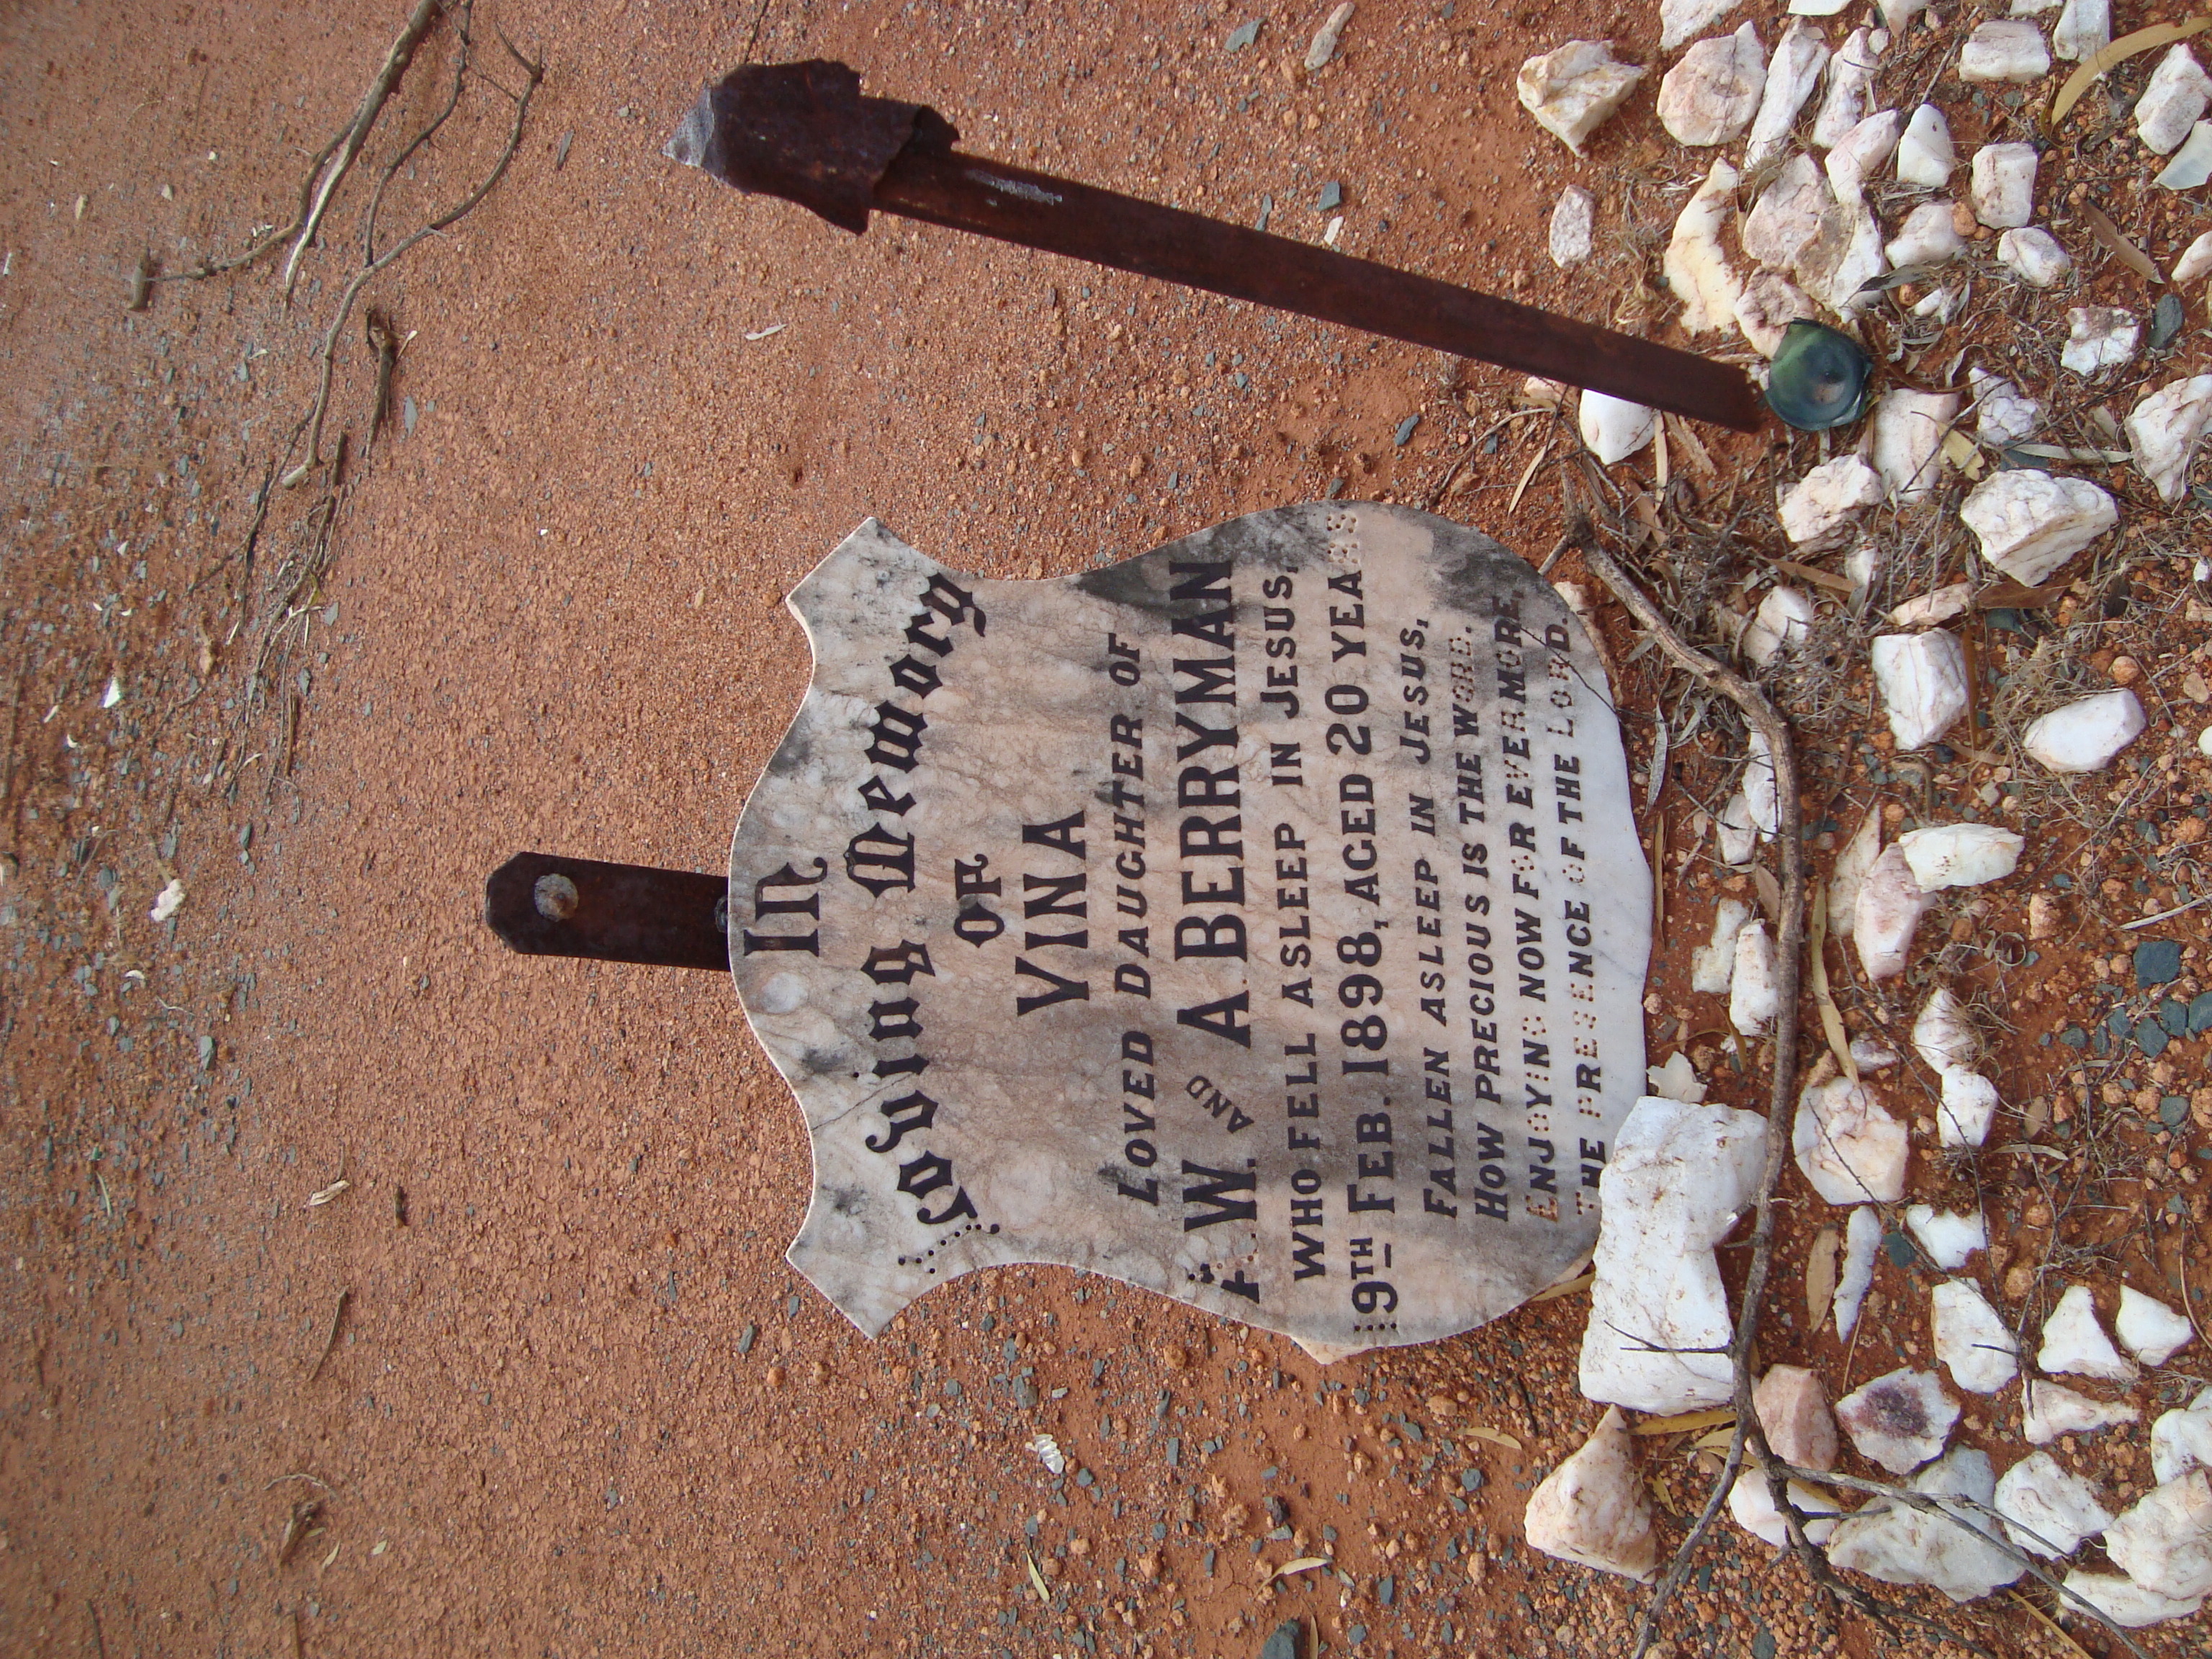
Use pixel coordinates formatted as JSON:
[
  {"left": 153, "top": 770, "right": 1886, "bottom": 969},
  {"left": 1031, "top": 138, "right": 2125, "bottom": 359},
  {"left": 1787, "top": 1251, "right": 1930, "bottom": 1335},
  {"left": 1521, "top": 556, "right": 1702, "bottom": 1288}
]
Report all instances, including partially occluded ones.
[{"left": 3, "top": 2, "right": 2206, "bottom": 1658}]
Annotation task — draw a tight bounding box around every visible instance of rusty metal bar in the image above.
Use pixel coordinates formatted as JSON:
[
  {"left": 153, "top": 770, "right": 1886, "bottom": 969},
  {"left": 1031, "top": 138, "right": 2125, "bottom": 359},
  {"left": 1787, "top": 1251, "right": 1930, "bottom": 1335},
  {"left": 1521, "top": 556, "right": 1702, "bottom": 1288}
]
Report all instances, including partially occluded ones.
[
  {"left": 485, "top": 851, "right": 729, "bottom": 971},
  {"left": 665, "top": 60, "right": 1766, "bottom": 433}
]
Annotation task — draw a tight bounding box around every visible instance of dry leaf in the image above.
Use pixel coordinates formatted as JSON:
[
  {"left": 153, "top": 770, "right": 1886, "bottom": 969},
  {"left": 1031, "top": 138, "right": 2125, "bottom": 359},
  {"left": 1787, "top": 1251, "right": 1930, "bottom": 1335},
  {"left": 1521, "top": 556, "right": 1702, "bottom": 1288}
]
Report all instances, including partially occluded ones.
[
  {"left": 1691, "top": 1426, "right": 1737, "bottom": 1453},
  {"left": 1272, "top": 1556, "right": 1333, "bottom": 1581},
  {"left": 1527, "top": 1267, "right": 1594, "bottom": 1305},
  {"left": 1751, "top": 865, "right": 1783, "bottom": 926},
  {"left": 1508, "top": 441, "right": 1552, "bottom": 516},
  {"left": 1632, "top": 1407, "right": 1736, "bottom": 1437},
  {"left": 1763, "top": 555, "right": 1856, "bottom": 595},
  {"left": 1808, "top": 887, "right": 1857, "bottom": 1083},
  {"left": 1025, "top": 1551, "right": 1051, "bottom": 1603},
  {"left": 307, "top": 1178, "right": 350, "bottom": 1208},
  {"left": 2079, "top": 204, "right": 2164, "bottom": 284},
  {"left": 1807, "top": 1225, "right": 1841, "bottom": 1331},
  {"left": 2051, "top": 17, "right": 2211, "bottom": 123},
  {"left": 1941, "top": 428, "right": 1985, "bottom": 481},
  {"left": 1665, "top": 413, "right": 1717, "bottom": 477},
  {"left": 1464, "top": 1424, "right": 1524, "bottom": 1452}
]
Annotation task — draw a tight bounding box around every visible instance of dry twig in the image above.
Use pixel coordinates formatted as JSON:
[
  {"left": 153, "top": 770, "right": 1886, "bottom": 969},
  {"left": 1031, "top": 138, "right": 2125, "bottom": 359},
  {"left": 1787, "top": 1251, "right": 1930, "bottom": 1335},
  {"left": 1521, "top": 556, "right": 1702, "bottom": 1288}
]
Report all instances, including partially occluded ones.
[{"left": 1568, "top": 518, "right": 1812, "bottom": 1658}]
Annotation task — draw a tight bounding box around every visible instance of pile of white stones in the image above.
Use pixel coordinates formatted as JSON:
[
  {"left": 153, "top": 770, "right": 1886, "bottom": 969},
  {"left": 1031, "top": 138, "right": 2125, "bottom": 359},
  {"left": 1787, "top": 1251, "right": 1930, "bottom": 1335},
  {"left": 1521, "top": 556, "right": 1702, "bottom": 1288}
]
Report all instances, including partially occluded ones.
[
  {"left": 1519, "top": 0, "right": 2212, "bottom": 561},
  {"left": 1529, "top": 1087, "right": 2211, "bottom": 1625},
  {"left": 1515, "top": 4, "right": 2212, "bottom": 1626}
]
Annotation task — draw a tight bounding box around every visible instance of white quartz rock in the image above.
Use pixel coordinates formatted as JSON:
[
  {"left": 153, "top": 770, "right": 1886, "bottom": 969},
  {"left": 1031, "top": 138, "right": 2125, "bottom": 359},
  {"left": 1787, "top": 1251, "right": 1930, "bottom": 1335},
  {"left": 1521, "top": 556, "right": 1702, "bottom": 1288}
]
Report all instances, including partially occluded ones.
[
  {"left": 1889, "top": 581, "right": 1972, "bottom": 628},
  {"left": 1647, "top": 1050, "right": 1709, "bottom": 1103},
  {"left": 1808, "top": 198, "right": 1887, "bottom": 314},
  {"left": 1995, "top": 1452, "right": 2113, "bottom": 1557},
  {"left": 2013, "top": 0, "right": 2062, "bottom": 12},
  {"left": 1871, "top": 387, "right": 1961, "bottom": 500},
  {"left": 2103, "top": 1470, "right": 2212, "bottom": 1601},
  {"left": 2175, "top": 228, "right": 2212, "bottom": 282},
  {"left": 2060, "top": 305, "right": 2139, "bottom": 375},
  {"left": 1745, "top": 19, "right": 1830, "bottom": 166},
  {"left": 1661, "top": 0, "right": 1743, "bottom": 53},
  {"left": 1912, "top": 986, "right": 1976, "bottom": 1071},
  {"left": 1827, "top": 109, "right": 1903, "bottom": 203},
  {"left": 1827, "top": 1447, "right": 2023, "bottom": 1602},
  {"left": 1938, "top": 1066, "right": 2001, "bottom": 1148},
  {"left": 1794, "top": 1076, "right": 1909, "bottom": 1204},
  {"left": 1526, "top": 1406, "right": 1660, "bottom": 1581},
  {"left": 1884, "top": 201, "right": 1965, "bottom": 269},
  {"left": 1854, "top": 845, "right": 1928, "bottom": 981},
  {"left": 1851, "top": 1035, "right": 1899, "bottom": 1070},
  {"left": 1970, "top": 142, "right": 2038, "bottom": 228},
  {"left": 2137, "top": 46, "right": 2212, "bottom": 153},
  {"left": 1897, "top": 824, "right": 2024, "bottom": 891},
  {"left": 2116, "top": 1287, "right": 2195, "bottom": 1367},
  {"left": 1659, "top": 24, "right": 1766, "bottom": 146},
  {"left": 1969, "top": 366, "right": 2041, "bottom": 446},
  {"left": 1581, "top": 391, "right": 1658, "bottom": 464},
  {"left": 1897, "top": 104, "right": 1956, "bottom": 186},
  {"left": 2023, "top": 689, "right": 2146, "bottom": 773},
  {"left": 1791, "top": 0, "right": 1850, "bottom": 12},
  {"left": 2039, "top": 1284, "right": 2137, "bottom": 1382},
  {"left": 1812, "top": 27, "right": 1886, "bottom": 148},
  {"left": 1877, "top": 0, "right": 1925, "bottom": 30},
  {"left": 1835, "top": 1202, "right": 1882, "bottom": 1336},
  {"left": 2059, "top": 1570, "right": 2206, "bottom": 1628},
  {"left": 1906, "top": 1204, "right": 1986, "bottom": 1269},
  {"left": 1519, "top": 42, "right": 1650, "bottom": 154},
  {"left": 1663, "top": 161, "right": 1745, "bottom": 334},
  {"left": 1757, "top": 1364, "right": 1840, "bottom": 1470},
  {"left": 2152, "top": 1388, "right": 2212, "bottom": 1483},
  {"left": 1742, "top": 153, "right": 1839, "bottom": 275},
  {"left": 1960, "top": 469, "right": 2117, "bottom": 586},
  {"left": 1995, "top": 225, "right": 2071, "bottom": 287},
  {"left": 1579, "top": 1098, "right": 1768, "bottom": 1414},
  {"left": 1717, "top": 788, "right": 1761, "bottom": 866},
  {"left": 2024, "top": 1378, "right": 2139, "bottom": 1444},
  {"left": 1829, "top": 810, "right": 1880, "bottom": 942},
  {"left": 2127, "top": 373, "right": 2212, "bottom": 502},
  {"left": 1779, "top": 454, "right": 1883, "bottom": 548},
  {"left": 1835, "top": 1369, "right": 1960, "bottom": 1473},
  {"left": 2051, "top": 0, "right": 2109, "bottom": 62},
  {"left": 1730, "top": 1473, "right": 1846, "bottom": 1547},
  {"left": 1741, "top": 729, "right": 1779, "bottom": 837},
  {"left": 1731, "top": 917, "right": 1780, "bottom": 1035},
  {"left": 1871, "top": 631, "right": 1969, "bottom": 750},
  {"left": 1550, "top": 185, "right": 1596, "bottom": 266},
  {"left": 1743, "top": 585, "right": 1812, "bottom": 665},
  {"left": 1733, "top": 271, "right": 1817, "bottom": 356},
  {"left": 2157, "top": 120, "right": 2212, "bottom": 188},
  {"left": 1690, "top": 897, "right": 1752, "bottom": 994},
  {"left": 1933, "top": 1280, "right": 2020, "bottom": 1393},
  {"left": 1961, "top": 19, "right": 2051, "bottom": 81}
]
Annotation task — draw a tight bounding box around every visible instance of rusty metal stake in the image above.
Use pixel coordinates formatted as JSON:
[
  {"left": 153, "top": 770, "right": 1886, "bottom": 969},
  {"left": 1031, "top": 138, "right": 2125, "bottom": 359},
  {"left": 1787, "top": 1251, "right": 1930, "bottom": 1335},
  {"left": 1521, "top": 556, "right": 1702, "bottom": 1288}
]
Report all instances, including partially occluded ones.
[
  {"left": 665, "top": 60, "right": 1766, "bottom": 434},
  {"left": 485, "top": 852, "right": 729, "bottom": 971}
]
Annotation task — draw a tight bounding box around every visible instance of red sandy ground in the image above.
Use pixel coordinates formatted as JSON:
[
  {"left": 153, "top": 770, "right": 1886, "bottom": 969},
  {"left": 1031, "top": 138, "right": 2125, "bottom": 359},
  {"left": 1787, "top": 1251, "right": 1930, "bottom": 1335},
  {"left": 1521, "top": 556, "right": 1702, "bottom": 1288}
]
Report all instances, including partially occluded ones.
[{"left": 3, "top": 1, "right": 2206, "bottom": 1657}]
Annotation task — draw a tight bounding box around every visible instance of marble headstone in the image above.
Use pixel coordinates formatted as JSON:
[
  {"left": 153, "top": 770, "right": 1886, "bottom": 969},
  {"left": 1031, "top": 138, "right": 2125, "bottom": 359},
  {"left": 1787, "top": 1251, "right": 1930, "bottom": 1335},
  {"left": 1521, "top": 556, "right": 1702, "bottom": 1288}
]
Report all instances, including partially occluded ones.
[{"left": 731, "top": 504, "right": 1649, "bottom": 1359}]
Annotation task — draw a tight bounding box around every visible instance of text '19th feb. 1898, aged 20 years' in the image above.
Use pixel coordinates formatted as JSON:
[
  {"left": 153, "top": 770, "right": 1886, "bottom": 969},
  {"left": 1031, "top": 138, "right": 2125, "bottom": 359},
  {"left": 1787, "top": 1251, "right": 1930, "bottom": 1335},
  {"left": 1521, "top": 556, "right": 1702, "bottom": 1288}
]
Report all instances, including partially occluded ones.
[{"left": 730, "top": 504, "right": 1649, "bottom": 1359}]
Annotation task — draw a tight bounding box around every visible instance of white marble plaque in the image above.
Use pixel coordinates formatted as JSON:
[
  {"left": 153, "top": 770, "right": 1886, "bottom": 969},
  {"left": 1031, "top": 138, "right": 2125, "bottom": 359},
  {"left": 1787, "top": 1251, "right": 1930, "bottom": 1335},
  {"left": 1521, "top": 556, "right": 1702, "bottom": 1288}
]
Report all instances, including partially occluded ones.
[{"left": 731, "top": 505, "right": 1650, "bottom": 1359}]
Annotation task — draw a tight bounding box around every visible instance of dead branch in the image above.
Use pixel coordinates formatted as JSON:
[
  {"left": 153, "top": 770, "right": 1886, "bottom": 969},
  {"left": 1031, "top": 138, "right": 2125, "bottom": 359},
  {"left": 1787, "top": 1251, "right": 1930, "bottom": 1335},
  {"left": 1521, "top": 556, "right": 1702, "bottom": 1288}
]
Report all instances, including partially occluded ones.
[
  {"left": 154, "top": 0, "right": 446, "bottom": 290},
  {"left": 281, "top": 22, "right": 544, "bottom": 486},
  {"left": 1769, "top": 1460, "right": 2156, "bottom": 1659},
  {"left": 1567, "top": 518, "right": 1809, "bottom": 1659}
]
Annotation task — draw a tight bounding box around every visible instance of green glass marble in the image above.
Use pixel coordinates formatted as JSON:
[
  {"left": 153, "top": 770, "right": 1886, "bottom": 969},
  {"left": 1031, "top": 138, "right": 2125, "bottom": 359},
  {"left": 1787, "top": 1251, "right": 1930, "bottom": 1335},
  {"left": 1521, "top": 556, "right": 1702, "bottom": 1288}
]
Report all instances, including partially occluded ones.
[{"left": 1766, "top": 320, "right": 1873, "bottom": 432}]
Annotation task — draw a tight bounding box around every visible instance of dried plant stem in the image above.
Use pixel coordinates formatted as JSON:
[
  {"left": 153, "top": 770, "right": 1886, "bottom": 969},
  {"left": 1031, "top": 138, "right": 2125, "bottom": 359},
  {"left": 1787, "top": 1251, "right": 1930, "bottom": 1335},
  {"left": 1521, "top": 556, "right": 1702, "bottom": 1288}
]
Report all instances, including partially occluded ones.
[
  {"left": 1568, "top": 520, "right": 1809, "bottom": 1659},
  {"left": 1768, "top": 1462, "right": 2155, "bottom": 1659},
  {"left": 158, "top": 0, "right": 446, "bottom": 288},
  {"left": 283, "top": 24, "right": 544, "bottom": 486}
]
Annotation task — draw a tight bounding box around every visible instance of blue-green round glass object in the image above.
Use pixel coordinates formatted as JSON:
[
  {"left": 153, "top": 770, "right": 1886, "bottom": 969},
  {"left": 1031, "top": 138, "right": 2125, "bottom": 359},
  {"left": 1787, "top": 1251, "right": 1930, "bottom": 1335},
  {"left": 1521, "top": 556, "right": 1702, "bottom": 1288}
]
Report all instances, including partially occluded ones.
[{"left": 1766, "top": 320, "right": 1874, "bottom": 431}]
